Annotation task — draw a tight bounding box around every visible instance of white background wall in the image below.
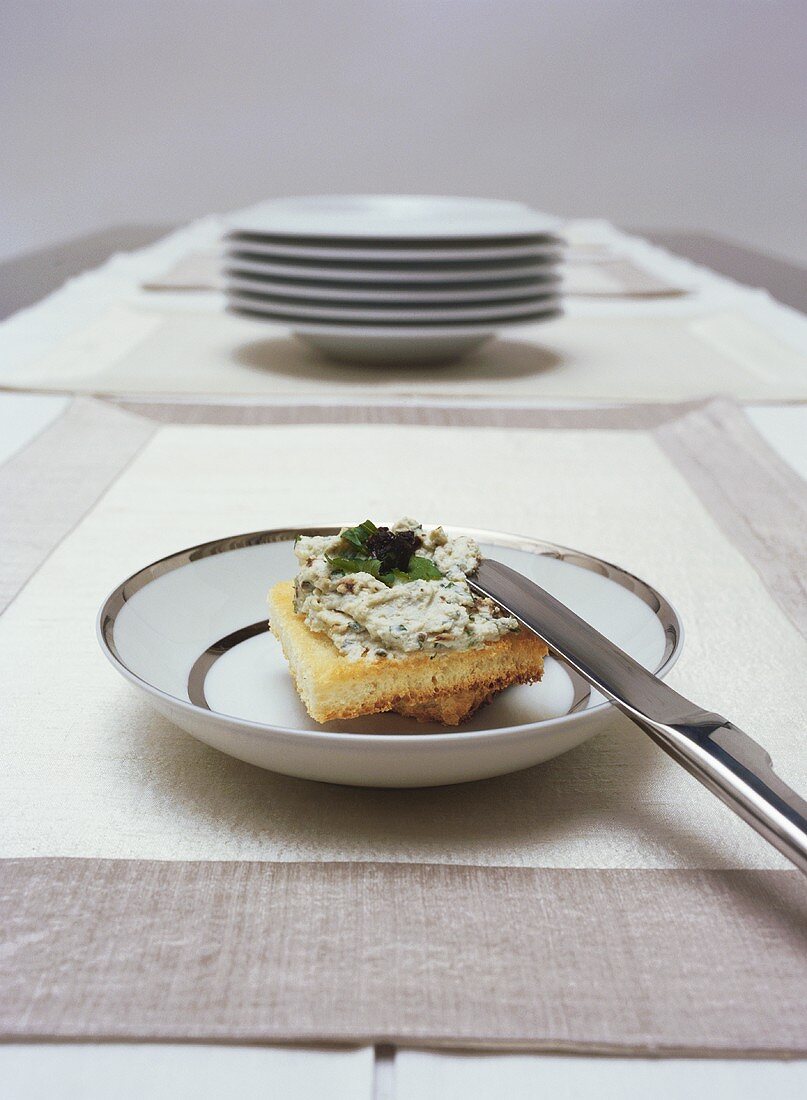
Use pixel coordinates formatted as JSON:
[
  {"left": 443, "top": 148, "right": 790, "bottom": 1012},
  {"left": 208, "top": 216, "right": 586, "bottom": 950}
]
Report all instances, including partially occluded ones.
[{"left": 2, "top": 1, "right": 805, "bottom": 263}]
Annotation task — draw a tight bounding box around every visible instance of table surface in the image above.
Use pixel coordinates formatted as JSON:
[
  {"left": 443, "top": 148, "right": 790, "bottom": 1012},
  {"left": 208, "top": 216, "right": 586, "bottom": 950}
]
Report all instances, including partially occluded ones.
[{"left": 2, "top": 230, "right": 806, "bottom": 1098}]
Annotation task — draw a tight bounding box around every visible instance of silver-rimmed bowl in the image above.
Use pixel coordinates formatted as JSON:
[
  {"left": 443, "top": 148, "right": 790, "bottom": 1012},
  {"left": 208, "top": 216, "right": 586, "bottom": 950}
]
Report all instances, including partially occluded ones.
[{"left": 97, "top": 526, "right": 683, "bottom": 787}]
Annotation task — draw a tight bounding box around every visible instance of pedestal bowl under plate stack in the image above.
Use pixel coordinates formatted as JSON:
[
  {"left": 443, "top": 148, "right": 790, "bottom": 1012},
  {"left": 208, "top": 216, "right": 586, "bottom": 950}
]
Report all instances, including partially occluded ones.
[{"left": 223, "top": 195, "right": 565, "bottom": 363}]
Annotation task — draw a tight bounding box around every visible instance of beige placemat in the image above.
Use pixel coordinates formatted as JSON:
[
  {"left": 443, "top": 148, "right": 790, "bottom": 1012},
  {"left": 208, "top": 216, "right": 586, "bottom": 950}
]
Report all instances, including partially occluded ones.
[
  {"left": 563, "top": 257, "right": 688, "bottom": 297},
  {"left": 1, "top": 398, "right": 805, "bottom": 1051},
  {"left": 141, "top": 250, "right": 221, "bottom": 291},
  {"left": 2, "top": 304, "right": 805, "bottom": 401}
]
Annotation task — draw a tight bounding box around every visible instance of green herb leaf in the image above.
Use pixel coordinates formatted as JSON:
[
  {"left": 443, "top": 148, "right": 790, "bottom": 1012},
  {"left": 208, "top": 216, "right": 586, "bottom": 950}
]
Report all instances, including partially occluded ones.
[
  {"left": 340, "top": 520, "right": 378, "bottom": 550},
  {"left": 328, "top": 546, "right": 443, "bottom": 586},
  {"left": 406, "top": 555, "right": 443, "bottom": 581},
  {"left": 328, "top": 554, "right": 384, "bottom": 580}
]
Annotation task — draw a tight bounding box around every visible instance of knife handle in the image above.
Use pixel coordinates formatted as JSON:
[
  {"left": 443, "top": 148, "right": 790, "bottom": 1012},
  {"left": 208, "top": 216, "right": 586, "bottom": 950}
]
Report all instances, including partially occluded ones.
[{"left": 637, "top": 714, "right": 807, "bottom": 874}]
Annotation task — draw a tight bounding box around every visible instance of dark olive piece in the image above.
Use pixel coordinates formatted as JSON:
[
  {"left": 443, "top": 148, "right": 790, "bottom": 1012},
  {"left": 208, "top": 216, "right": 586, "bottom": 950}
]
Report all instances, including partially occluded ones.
[{"left": 365, "top": 527, "right": 421, "bottom": 572}]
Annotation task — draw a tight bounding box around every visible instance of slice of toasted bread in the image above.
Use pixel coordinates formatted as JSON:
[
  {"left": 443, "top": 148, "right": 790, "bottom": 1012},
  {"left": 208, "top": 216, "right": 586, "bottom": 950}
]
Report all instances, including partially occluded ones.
[
  {"left": 268, "top": 580, "right": 547, "bottom": 725},
  {"left": 392, "top": 685, "right": 500, "bottom": 725}
]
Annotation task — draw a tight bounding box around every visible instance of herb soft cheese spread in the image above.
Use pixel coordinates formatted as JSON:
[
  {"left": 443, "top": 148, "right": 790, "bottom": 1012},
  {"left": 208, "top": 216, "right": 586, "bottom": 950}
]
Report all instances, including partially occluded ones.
[{"left": 293, "top": 518, "right": 520, "bottom": 661}]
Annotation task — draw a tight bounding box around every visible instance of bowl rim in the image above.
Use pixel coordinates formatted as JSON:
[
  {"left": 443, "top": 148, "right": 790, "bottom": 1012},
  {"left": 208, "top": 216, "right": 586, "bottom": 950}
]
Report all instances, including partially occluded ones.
[{"left": 96, "top": 524, "right": 685, "bottom": 748}]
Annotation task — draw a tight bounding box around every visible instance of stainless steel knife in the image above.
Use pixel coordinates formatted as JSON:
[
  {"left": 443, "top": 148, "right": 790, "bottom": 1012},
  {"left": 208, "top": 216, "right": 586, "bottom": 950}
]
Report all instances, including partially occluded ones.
[{"left": 470, "top": 558, "right": 807, "bottom": 874}]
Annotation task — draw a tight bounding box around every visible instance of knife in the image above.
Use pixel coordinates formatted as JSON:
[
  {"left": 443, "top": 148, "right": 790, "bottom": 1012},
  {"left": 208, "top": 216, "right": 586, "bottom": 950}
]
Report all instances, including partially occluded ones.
[{"left": 469, "top": 558, "right": 807, "bottom": 874}]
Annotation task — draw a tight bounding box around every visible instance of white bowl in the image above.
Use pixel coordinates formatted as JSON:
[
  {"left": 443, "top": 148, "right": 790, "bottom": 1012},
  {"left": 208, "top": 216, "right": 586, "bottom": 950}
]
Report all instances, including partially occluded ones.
[
  {"left": 226, "top": 303, "right": 562, "bottom": 363},
  {"left": 290, "top": 329, "right": 494, "bottom": 363},
  {"left": 224, "top": 270, "right": 562, "bottom": 303},
  {"left": 225, "top": 290, "right": 562, "bottom": 324},
  {"left": 98, "top": 527, "right": 682, "bottom": 788},
  {"left": 224, "top": 252, "right": 564, "bottom": 283},
  {"left": 225, "top": 237, "right": 565, "bottom": 263},
  {"left": 226, "top": 194, "right": 561, "bottom": 240}
]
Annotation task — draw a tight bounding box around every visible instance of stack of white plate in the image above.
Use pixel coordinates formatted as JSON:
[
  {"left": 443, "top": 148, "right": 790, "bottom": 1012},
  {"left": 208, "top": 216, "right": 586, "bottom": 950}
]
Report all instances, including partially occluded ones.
[{"left": 223, "top": 195, "right": 565, "bottom": 363}]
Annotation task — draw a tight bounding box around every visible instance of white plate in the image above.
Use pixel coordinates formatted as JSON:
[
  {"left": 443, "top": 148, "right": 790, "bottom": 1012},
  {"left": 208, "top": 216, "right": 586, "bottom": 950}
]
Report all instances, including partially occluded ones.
[
  {"left": 226, "top": 194, "right": 561, "bottom": 240},
  {"left": 224, "top": 271, "right": 563, "bottom": 303},
  {"left": 98, "top": 527, "right": 682, "bottom": 788},
  {"left": 225, "top": 253, "right": 564, "bottom": 283},
  {"left": 225, "top": 237, "right": 565, "bottom": 262},
  {"left": 225, "top": 291, "right": 562, "bottom": 324}
]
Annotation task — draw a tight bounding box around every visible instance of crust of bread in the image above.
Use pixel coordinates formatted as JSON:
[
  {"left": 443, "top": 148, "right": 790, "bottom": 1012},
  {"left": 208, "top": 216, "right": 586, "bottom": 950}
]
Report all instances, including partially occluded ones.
[{"left": 268, "top": 580, "right": 547, "bottom": 725}]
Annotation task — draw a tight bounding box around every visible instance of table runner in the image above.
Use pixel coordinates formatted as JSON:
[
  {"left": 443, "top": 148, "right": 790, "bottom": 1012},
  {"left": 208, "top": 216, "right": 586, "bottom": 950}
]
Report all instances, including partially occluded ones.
[
  {"left": 4, "top": 861, "right": 804, "bottom": 1053},
  {"left": 1, "top": 397, "right": 806, "bottom": 1052}
]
